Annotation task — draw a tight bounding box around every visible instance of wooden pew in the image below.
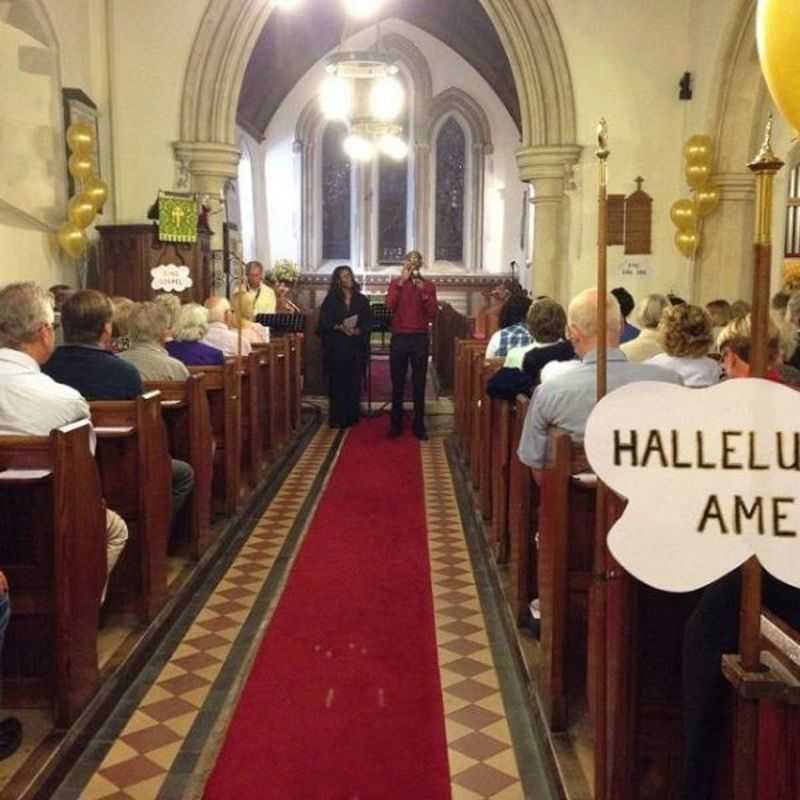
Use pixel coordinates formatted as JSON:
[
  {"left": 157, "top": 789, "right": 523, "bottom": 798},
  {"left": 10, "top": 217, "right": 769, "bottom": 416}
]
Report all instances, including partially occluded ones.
[
  {"left": 433, "top": 303, "right": 472, "bottom": 395},
  {"left": 453, "top": 339, "right": 482, "bottom": 444},
  {"left": 271, "top": 338, "right": 291, "bottom": 451},
  {"left": 477, "top": 358, "right": 505, "bottom": 518},
  {"left": 251, "top": 344, "right": 277, "bottom": 461},
  {"left": 188, "top": 360, "right": 241, "bottom": 516},
  {"left": 143, "top": 375, "right": 214, "bottom": 559},
  {"left": 507, "top": 395, "right": 535, "bottom": 620},
  {"left": 288, "top": 333, "right": 303, "bottom": 432},
  {"left": 0, "top": 421, "right": 106, "bottom": 726},
  {"left": 490, "top": 396, "right": 514, "bottom": 560},
  {"left": 91, "top": 392, "right": 172, "bottom": 622},
  {"left": 537, "top": 430, "right": 594, "bottom": 732},
  {"left": 459, "top": 342, "right": 486, "bottom": 464},
  {"left": 239, "top": 352, "right": 264, "bottom": 488}
]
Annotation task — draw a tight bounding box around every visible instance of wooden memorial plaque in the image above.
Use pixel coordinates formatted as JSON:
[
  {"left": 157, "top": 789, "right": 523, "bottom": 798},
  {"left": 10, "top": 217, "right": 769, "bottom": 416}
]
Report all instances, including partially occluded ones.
[
  {"left": 624, "top": 177, "right": 652, "bottom": 254},
  {"left": 607, "top": 194, "right": 625, "bottom": 246}
]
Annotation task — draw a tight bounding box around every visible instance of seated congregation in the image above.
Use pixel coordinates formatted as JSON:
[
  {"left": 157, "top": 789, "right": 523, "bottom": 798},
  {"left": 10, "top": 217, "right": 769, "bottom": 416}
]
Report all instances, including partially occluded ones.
[
  {"left": 0, "top": 280, "right": 303, "bottom": 765},
  {"left": 449, "top": 283, "right": 800, "bottom": 800}
]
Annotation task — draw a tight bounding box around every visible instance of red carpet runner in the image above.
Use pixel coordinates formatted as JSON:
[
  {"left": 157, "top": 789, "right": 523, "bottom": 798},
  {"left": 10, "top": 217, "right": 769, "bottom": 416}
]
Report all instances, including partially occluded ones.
[{"left": 204, "top": 419, "right": 451, "bottom": 799}]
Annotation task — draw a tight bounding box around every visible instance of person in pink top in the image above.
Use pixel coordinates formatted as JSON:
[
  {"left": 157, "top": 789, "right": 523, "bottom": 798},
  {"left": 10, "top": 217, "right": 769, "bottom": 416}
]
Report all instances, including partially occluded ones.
[{"left": 386, "top": 250, "right": 438, "bottom": 439}]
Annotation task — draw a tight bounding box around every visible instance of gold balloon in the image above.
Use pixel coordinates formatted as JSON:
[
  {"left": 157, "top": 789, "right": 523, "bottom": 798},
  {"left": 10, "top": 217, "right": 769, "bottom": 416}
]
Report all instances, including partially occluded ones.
[
  {"left": 670, "top": 198, "right": 697, "bottom": 231},
  {"left": 675, "top": 229, "right": 700, "bottom": 259},
  {"left": 84, "top": 175, "right": 108, "bottom": 211},
  {"left": 757, "top": 0, "right": 800, "bottom": 133},
  {"left": 695, "top": 184, "right": 720, "bottom": 218},
  {"left": 68, "top": 153, "right": 94, "bottom": 180},
  {"left": 684, "top": 135, "right": 714, "bottom": 165},
  {"left": 686, "top": 162, "right": 712, "bottom": 190},
  {"left": 57, "top": 222, "right": 88, "bottom": 259},
  {"left": 68, "top": 193, "right": 96, "bottom": 229},
  {"left": 66, "top": 122, "right": 95, "bottom": 155}
]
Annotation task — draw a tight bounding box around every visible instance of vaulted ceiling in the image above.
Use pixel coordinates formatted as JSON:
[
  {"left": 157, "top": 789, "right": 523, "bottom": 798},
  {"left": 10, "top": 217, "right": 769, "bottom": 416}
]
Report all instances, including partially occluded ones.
[{"left": 236, "top": 0, "right": 520, "bottom": 140}]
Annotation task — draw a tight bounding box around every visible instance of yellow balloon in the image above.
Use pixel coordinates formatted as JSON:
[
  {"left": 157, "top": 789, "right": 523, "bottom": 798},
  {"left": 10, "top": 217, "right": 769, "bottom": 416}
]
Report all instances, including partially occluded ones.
[
  {"left": 670, "top": 198, "right": 697, "bottom": 231},
  {"left": 68, "top": 193, "right": 96, "bottom": 229},
  {"left": 675, "top": 229, "right": 700, "bottom": 259},
  {"left": 686, "top": 162, "right": 712, "bottom": 190},
  {"left": 757, "top": 0, "right": 800, "bottom": 132},
  {"left": 695, "top": 184, "right": 720, "bottom": 218},
  {"left": 57, "top": 222, "right": 88, "bottom": 259},
  {"left": 84, "top": 175, "right": 108, "bottom": 211},
  {"left": 68, "top": 153, "right": 94, "bottom": 180},
  {"left": 684, "top": 135, "right": 714, "bottom": 166},
  {"left": 66, "top": 122, "right": 94, "bottom": 155}
]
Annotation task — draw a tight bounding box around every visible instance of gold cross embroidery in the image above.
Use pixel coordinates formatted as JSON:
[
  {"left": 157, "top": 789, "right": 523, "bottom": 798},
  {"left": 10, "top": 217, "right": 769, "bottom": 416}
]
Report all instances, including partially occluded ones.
[{"left": 171, "top": 205, "right": 185, "bottom": 227}]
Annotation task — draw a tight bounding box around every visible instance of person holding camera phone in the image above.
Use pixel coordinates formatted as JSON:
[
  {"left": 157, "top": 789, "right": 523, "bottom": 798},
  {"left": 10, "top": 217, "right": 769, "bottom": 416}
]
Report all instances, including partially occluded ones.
[{"left": 386, "top": 251, "right": 438, "bottom": 440}]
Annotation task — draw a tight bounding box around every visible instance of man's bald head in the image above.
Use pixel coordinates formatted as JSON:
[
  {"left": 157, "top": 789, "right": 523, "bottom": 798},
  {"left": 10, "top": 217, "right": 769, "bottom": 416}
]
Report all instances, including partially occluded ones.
[
  {"left": 205, "top": 295, "right": 231, "bottom": 324},
  {"left": 567, "top": 288, "right": 622, "bottom": 356}
]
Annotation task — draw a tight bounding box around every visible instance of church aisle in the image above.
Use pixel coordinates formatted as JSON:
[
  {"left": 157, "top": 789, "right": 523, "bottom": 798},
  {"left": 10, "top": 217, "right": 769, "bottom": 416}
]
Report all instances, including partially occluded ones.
[{"left": 53, "top": 419, "right": 535, "bottom": 799}]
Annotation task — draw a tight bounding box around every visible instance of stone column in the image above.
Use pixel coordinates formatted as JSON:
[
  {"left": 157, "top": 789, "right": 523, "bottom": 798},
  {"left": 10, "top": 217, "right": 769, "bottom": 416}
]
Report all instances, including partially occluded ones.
[
  {"left": 413, "top": 142, "right": 431, "bottom": 257},
  {"left": 693, "top": 172, "right": 755, "bottom": 303},
  {"left": 517, "top": 145, "right": 582, "bottom": 303}
]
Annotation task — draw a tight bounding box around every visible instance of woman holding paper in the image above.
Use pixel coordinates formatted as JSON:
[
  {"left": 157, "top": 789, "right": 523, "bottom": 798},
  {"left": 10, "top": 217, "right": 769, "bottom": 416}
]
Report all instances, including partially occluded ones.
[{"left": 317, "top": 266, "right": 372, "bottom": 428}]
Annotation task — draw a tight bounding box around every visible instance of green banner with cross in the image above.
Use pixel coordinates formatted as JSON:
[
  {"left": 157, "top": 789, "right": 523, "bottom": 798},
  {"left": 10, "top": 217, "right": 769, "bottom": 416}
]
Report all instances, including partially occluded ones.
[{"left": 158, "top": 191, "right": 199, "bottom": 243}]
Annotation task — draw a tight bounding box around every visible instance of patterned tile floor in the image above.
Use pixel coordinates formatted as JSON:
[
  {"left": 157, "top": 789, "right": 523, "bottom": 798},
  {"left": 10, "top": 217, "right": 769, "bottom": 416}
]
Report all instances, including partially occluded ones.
[
  {"left": 422, "top": 439, "right": 524, "bottom": 800},
  {"left": 54, "top": 425, "right": 531, "bottom": 799}
]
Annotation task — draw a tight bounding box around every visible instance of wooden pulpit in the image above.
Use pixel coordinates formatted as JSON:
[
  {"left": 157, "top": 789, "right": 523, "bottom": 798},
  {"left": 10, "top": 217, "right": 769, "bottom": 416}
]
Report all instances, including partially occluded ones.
[{"left": 97, "top": 224, "right": 212, "bottom": 302}]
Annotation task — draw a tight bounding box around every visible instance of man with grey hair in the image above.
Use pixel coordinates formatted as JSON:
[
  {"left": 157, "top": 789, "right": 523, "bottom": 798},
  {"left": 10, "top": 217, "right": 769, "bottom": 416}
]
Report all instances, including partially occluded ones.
[
  {"left": 120, "top": 301, "right": 190, "bottom": 381},
  {"left": 202, "top": 296, "right": 252, "bottom": 357},
  {"left": 244, "top": 261, "right": 276, "bottom": 316},
  {"left": 517, "top": 288, "right": 681, "bottom": 483},
  {"left": 0, "top": 283, "right": 128, "bottom": 578}
]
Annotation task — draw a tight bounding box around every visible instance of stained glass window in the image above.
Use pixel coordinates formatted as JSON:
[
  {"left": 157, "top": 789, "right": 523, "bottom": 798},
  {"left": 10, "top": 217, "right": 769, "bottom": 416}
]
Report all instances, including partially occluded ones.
[
  {"left": 435, "top": 117, "right": 466, "bottom": 263},
  {"left": 786, "top": 163, "right": 800, "bottom": 257},
  {"left": 378, "top": 160, "right": 408, "bottom": 265},
  {"left": 322, "top": 123, "right": 351, "bottom": 261}
]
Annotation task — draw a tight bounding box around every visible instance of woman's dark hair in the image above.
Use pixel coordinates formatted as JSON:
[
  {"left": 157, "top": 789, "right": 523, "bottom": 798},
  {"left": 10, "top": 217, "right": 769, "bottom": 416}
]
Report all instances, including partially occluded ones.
[
  {"left": 611, "top": 287, "right": 635, "bottom": 319},
  {"left": 327, "top": 265, "right": 360, "bottom": 300},
  {"left": 499, "top": 293, "right": 532, "bottom": 329}
]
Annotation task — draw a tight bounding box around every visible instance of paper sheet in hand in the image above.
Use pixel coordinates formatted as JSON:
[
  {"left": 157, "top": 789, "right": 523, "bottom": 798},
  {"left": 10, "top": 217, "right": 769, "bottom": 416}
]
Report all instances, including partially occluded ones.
[{"left": 342, "top": 314, "right": 358, "bottom": 330}]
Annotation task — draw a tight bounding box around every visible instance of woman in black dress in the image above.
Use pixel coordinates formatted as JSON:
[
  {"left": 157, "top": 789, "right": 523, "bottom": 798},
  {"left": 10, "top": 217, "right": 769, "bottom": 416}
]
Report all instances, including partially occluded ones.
[{"left": 317, "top": 266, "right": 372, "bottom": 428}]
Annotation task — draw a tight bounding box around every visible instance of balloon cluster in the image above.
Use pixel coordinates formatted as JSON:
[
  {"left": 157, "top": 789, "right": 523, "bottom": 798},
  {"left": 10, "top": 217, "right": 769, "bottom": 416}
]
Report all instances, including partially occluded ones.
[
  {"left": 669, "top": 135, "right": 720, "bottom": 259},
  {"left": 757, "top": 0, "right": 800, "bottom": 135},
  {"left": 57, "top": 123, "right": 109, "bottom": 259}
]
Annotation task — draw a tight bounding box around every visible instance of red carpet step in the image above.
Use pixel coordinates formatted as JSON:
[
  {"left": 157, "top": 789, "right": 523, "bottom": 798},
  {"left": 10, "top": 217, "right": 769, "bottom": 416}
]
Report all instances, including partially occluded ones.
[{"left": 203, "top": 419, "right": 451, "bottom": 799}]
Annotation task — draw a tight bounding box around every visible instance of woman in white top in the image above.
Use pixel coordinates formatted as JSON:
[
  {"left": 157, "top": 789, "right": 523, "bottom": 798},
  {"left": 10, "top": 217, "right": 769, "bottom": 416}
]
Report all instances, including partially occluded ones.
[
  {"left": 645, "top": 303, "right": 720, "bottom": 387},
  {"left": 621, "top": 293, "right": 669, "bottom": 363}
]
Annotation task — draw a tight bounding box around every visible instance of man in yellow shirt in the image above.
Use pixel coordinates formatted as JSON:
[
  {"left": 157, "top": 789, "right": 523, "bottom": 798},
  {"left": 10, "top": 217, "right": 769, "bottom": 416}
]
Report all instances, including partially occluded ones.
[{"left": 245, "top": 261, "right": 277, "bottom": 315}]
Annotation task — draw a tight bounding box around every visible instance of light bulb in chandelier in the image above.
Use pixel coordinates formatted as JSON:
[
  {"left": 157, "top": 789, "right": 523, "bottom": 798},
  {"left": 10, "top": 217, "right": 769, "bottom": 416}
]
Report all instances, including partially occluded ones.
[
  {"left": 379, "top": 134, "right": 408, "bottom": 161},
  {"left": 320, "top": 74, "right": 353, "bottom": 120},
  {"left": 344, "top": 133, "right": 375, "bottom": 161},
  {"left": 369, "top": 76, "right": 404, "bottom": 122},
  {"left": 343, "top": 0, "right": 384, "bottom": 18}
]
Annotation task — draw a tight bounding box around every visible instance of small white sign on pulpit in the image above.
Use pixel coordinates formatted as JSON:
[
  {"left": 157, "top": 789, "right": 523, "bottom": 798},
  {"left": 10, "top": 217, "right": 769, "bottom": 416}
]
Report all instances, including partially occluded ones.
[{"left": 150, "top": 264, "right": 193, "bottom": 293}]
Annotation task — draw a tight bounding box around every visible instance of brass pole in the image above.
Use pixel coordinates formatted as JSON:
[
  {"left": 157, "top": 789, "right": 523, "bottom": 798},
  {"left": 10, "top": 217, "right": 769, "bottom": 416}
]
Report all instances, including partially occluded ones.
[
  {"left": 593, "top": 118, "right": 610, "bottom": 800},
  {"left": 741, "top": 117, "right": 784, "bottom": 672}
]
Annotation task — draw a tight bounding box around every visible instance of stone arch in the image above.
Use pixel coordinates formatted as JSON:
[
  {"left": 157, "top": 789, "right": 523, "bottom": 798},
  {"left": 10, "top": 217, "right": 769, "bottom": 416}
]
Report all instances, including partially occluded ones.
[{"left": 177, "top": 0, "right": 580, "bottom": 293}]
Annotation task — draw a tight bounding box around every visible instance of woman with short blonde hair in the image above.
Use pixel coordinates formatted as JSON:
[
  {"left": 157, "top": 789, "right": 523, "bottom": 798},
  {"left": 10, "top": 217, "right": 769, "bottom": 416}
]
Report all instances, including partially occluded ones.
[
  {"left": 644, "top": 303, "right": 719, "bottom": 386},
  {"left": 621, "top": 293, "right": 668, "bottom": 362},
  {"left": 165, "top": 303, "right": 224, "bottom": 366},
  {"left": 229, "top": 290, "right": 269, "bottom": 346}
]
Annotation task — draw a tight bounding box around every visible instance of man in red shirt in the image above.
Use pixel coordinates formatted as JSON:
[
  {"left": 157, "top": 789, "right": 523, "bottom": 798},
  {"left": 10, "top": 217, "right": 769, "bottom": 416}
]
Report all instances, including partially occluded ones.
[{"left": 386, "top": 251, "right": 438, "bottom": 439}]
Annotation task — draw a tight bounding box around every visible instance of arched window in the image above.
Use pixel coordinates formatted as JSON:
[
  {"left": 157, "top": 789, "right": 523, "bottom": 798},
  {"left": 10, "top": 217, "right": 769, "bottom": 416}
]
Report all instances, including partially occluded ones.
[
  {"left": 322, "top": 122, "right": 351, "bottom": 261},
  {"left": 786, "top": 163, "right": 800, "bottom": 257},
  {"left": 378, "top": 99, "right": 409, "bottom": 265},
  {"left": 434, "top": 117, "right": 466, "bottom": 263},
  {"left": 237, "top": 145, "right": 256, "bottom": 262}
]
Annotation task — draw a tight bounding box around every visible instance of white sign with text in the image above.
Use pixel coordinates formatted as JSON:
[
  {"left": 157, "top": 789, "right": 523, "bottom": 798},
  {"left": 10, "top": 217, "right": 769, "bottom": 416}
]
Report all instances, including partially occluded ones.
[
  {"left": 150, "top": 264, "right": 193, "bottom": 293},
  {"left": 585, "top": 380, "right": 800, "bottom": 592}
]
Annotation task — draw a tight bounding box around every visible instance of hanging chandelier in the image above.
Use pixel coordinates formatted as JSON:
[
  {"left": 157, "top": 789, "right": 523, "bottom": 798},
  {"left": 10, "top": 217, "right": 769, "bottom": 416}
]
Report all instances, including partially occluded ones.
[{"left": 319, "top": 49, "right": 408, "bottom": 161}]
